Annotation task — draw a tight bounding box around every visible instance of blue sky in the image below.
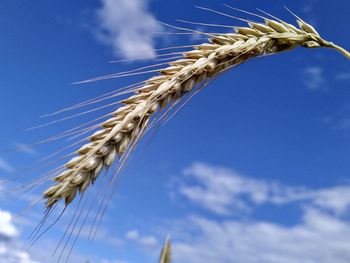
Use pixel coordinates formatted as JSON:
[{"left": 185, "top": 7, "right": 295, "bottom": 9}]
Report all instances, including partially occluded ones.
[{"left": 0, "top": 0, "right": 350, "bottom": 262}]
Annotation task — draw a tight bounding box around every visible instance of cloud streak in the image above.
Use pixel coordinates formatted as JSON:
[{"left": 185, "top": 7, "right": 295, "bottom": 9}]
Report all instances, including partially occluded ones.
[
  {"left": 335, "top": 72, "right": 350, "bottom": 81},
  {"left": 14, "top": 143, "right": 37, "bottom": 156},
  {"left": 0, "top": 158, "right": 14, "bottom": 173}
]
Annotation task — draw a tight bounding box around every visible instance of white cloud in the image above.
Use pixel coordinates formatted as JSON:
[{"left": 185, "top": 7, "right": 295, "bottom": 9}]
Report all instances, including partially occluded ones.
[
  {"left": 310, "top": 187, "right": 350, "bottom": 214},
  {"left": 0, "top": 210, "right": 18, "bottom": 239},
  {"left": 302, "top": 66, "right": 326, "bottom": 90},
  {"left": 125, "top": 229, "right": 139, "bottom": 240},
  {"left": 171, "top": 209, "right": 350, "bottom": 263},
  {"left": 168, "top": 163, "right": 350, "bottom": 263},
  {"left": 139, "top": 236, "right": 157, "bottom": 247},
  {"left": 0, "top": 158, "right": 13, "bottom": 173},
  {"left": 177, "top": 163, "right": 350, "bottom": 216},
  {"left": 179, "top": 163, "right": 271, "bottom": 215},
  {"left": 95, "top": 0, "right": 162, "bottom": 60},
  {"left": 125, "top": 229, "right": 158, "bottom": 247},
  {"left": 0, "top": 209, "right": 39, "bottom": 263},
  {"left": 0, "top": 248, "right": 39, "bottom": 263}
]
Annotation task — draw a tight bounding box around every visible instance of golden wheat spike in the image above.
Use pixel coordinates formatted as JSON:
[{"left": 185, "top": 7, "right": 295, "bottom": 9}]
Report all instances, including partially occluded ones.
[{"left": 42, "top": 10, "right": 350, "bottom": 209}]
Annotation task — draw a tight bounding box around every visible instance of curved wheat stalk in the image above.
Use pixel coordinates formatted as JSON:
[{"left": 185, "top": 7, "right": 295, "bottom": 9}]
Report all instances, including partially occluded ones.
[{"left": 42, "top": 9, "right": 350, "bottom": 210}]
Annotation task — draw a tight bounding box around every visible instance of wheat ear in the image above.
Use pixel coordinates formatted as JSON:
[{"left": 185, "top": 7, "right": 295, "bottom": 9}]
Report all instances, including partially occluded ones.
[{"left": 43, "top": 12, "right": 350, "bottom": 208}]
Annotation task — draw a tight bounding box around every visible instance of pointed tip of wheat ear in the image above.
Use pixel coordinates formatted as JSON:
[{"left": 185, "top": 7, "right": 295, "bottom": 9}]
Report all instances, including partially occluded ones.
[
  {"left": 160, "top": 236, "right": 172, "bottom": 263},
  {"left": 41, "top": 11, "right": 349, "bottom": 209}
]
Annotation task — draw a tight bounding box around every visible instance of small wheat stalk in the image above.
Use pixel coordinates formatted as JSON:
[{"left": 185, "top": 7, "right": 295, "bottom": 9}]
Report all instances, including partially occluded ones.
[
  {"left": 43, "top": 8, "right": 350, "bottom": 209},
  {"left": 159, "top": 236, "right": 172, "bottom": 263}
]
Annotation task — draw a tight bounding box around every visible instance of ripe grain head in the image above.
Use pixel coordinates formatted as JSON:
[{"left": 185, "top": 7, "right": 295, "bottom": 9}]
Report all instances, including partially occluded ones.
[{"left": 41, "top": 9, "right": 350, "bottom": 212}]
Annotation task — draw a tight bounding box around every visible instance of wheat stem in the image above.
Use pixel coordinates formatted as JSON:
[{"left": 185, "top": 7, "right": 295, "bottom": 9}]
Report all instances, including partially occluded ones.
[
  {"left": 160, "top": 236, "right": 172, "bottom": 263},
  {"left": 327, "top": 42, "right": 350, "bottom": 60}
]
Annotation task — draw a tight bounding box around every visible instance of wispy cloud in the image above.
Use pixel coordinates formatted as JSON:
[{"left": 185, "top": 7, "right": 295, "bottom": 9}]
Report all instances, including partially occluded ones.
[
  {"left": 14, "top": 143, "right": 37, "bottom": 156},
  {"left": 321, "top": 103, "right": 350, "bottom": 131},
  {"left": 300, "top": 0, "right": 319, "bottom": 27},
  {"left": 125, "top": 229, "right": 158, "bottom": 248},
  {"left": 0, "top": 158, "right": 14, "bottom": 173},
  {"left": 335, "top": 72, "right": 350, "bottom": 81},
  {"left": 302, "top": 66, "right": 326, "bottom": 91},
  {"left": 169, "top": 163, "right": 350, "bottom": 263},
  {"left": 178, "top": 163, "right": 271, "bottom": 215},
  {"left": 171, "top": 210, "right": 350, "bottom": 263},
  {"left": 95, "top": 0, "right": 162, "bottom": 60},
  {"left": 337, "top": 118, "right": 350, "bottom": 130},
  {"left": 177, "top": 163, "right": 350, "bottom": 216},
  {"left": 301, "top": 0, "right": 319, "bottom": 14}
]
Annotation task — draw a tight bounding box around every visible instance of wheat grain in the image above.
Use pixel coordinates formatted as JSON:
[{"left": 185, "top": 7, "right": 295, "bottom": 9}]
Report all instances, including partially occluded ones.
[{"left": 42, "top": 10, "right": 350, "bottom": 209}]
